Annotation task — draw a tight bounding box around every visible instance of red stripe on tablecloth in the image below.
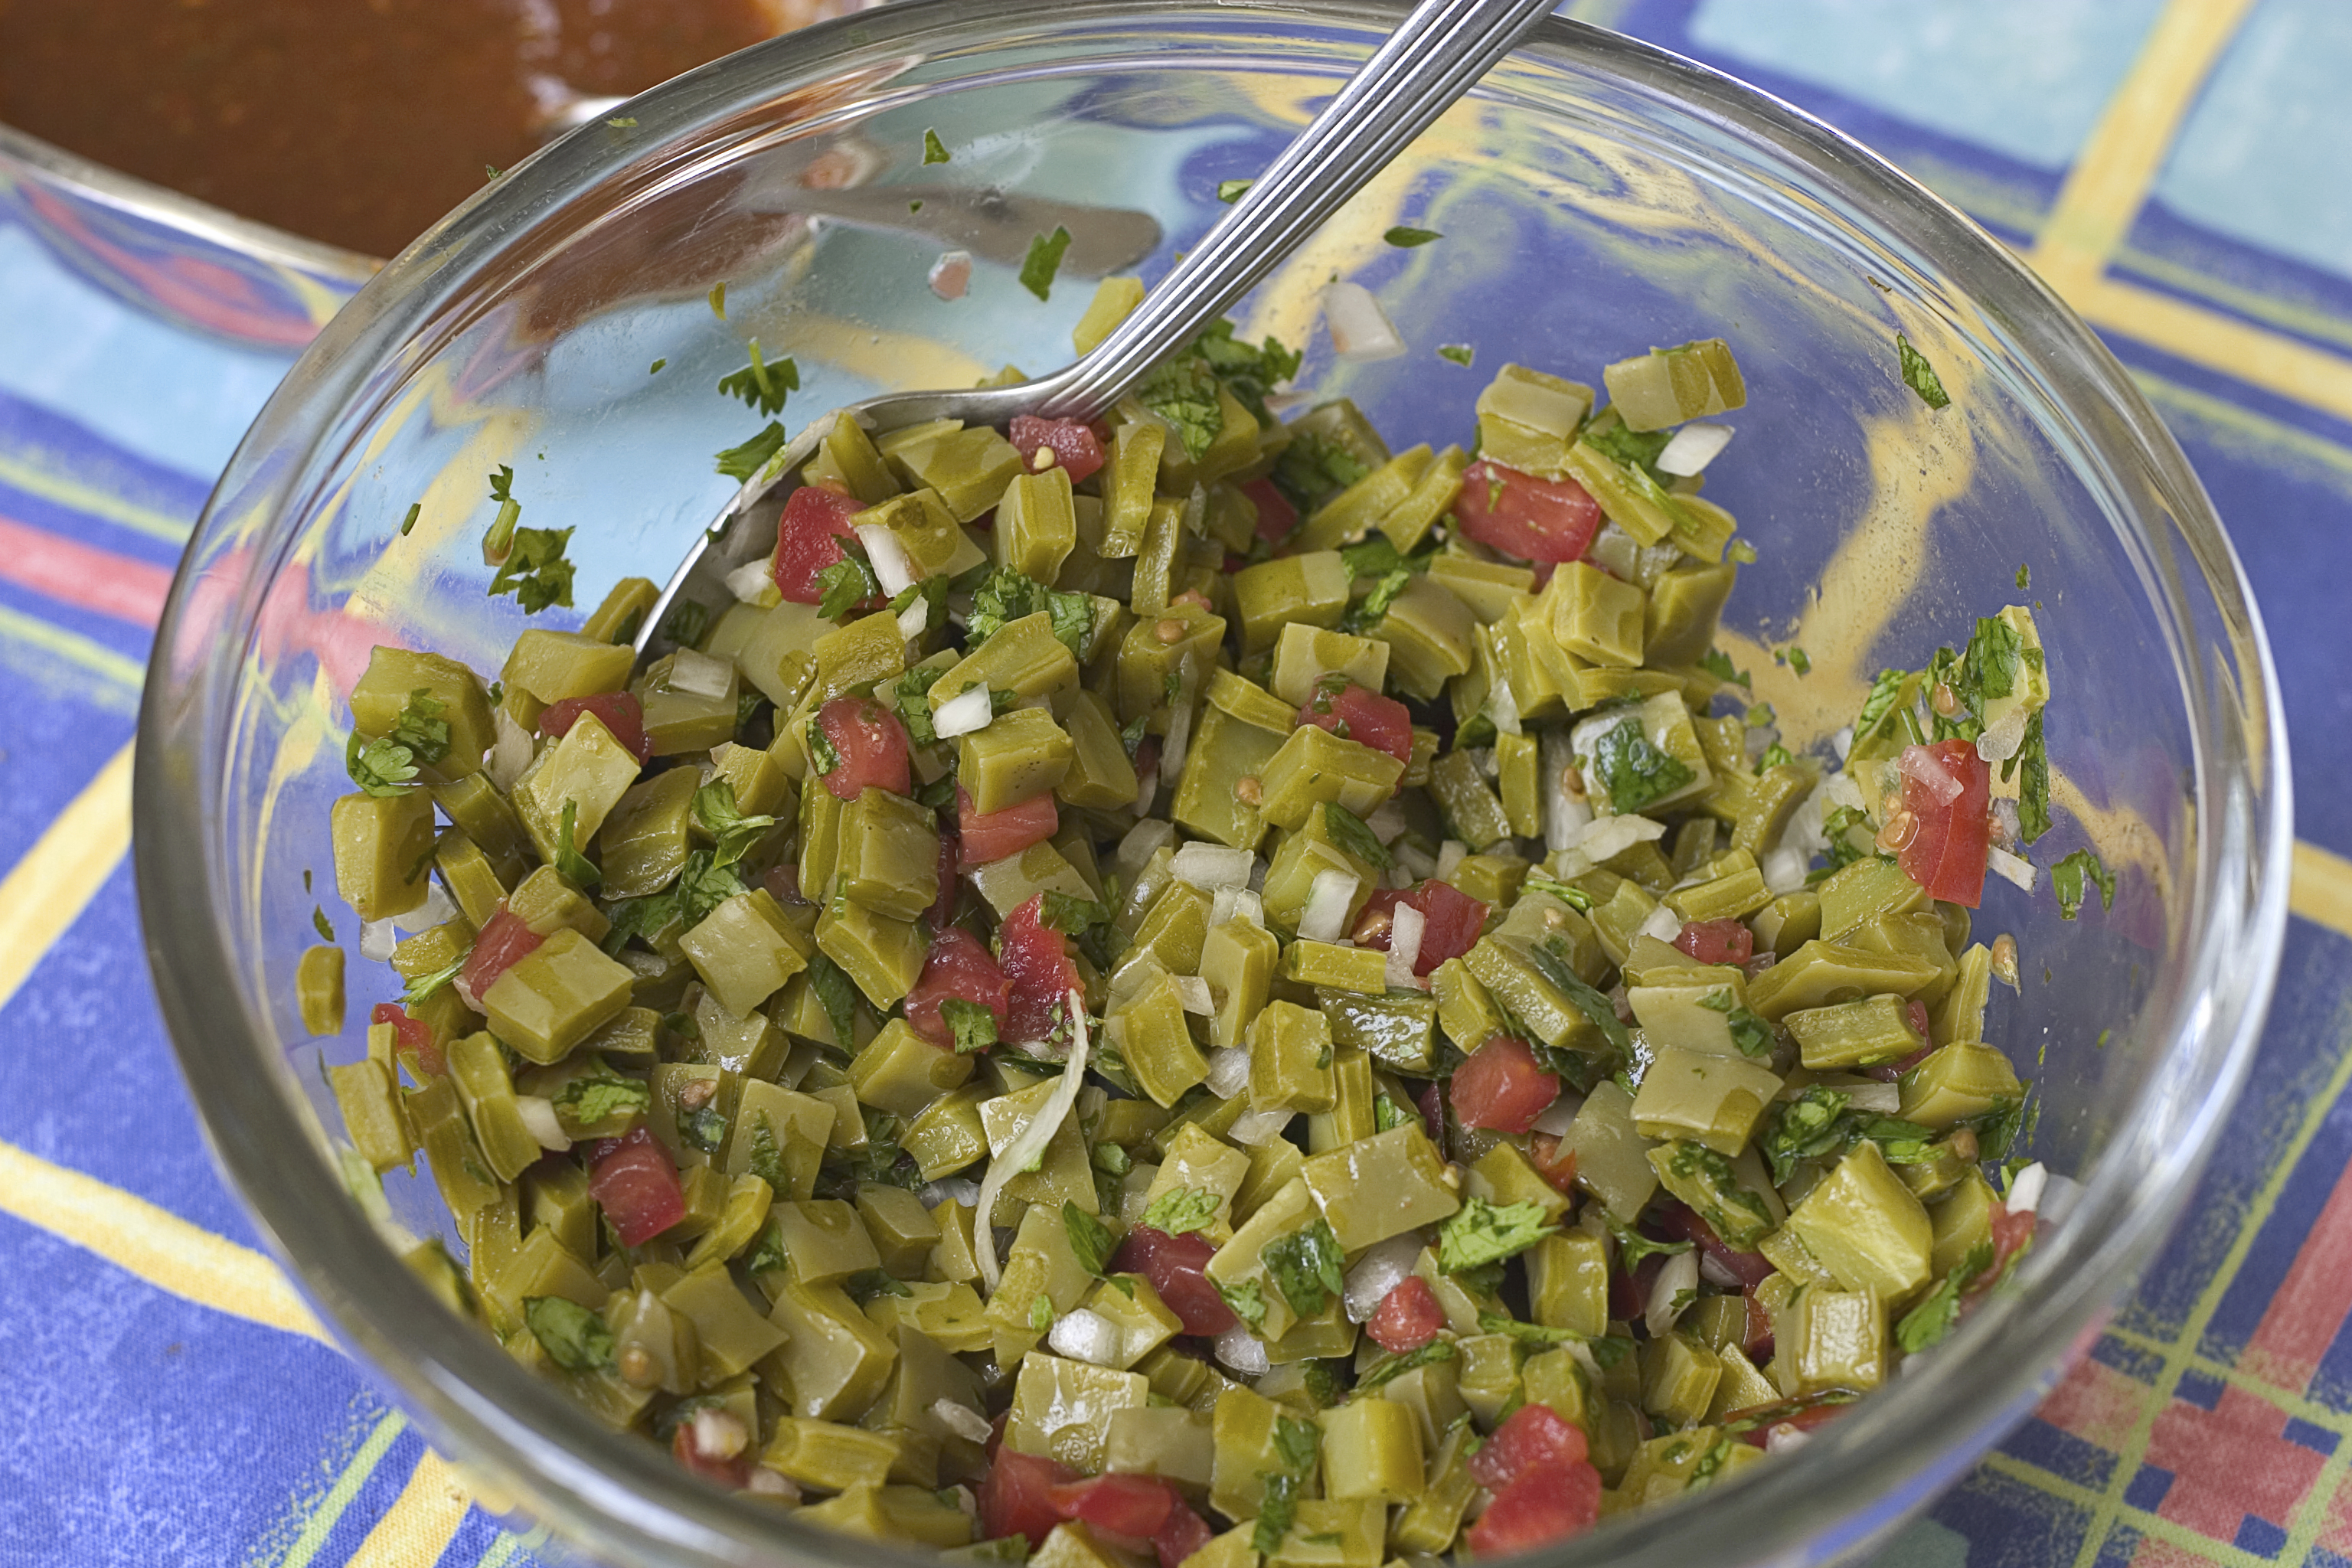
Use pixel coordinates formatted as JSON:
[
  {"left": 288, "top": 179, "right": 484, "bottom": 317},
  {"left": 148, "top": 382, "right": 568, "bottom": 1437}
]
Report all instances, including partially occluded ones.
[
  {"left": 2242, "top": 1156, "right": 2352, "bottom": 1394},
  {"left": 0, "top": 514, "right": 172, "bottom": 626}
]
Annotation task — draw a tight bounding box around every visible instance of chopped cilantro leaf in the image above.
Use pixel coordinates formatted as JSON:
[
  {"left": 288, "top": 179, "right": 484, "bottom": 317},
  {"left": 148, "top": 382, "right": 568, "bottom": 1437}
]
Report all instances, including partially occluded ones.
[
  {"left": 806, "top": 953, "right": 860, "bottom": 1046},
  {"left": 1353, "top": 1340, "right": 1459, "bottom": 1394},
  {"left": 1895, "top": 1239, "right": 1996, "bottom": 1353},
  {"left": 401, "top": 956, "right": 465, "bottom": 1008},
  {"left": 1254, "top": 1472, "right": 1301, "bottom": 1556},
  {"left": 488, "top": 525, "right": 576, "bottom": 614},
  {"left": 400, "top": 503, "right": 420, "bottom": 537},
  {"left": 311, "top": 906, "right": 335, "bottom": 942},
  {"left": 2012, "top": 709, "right": 2053, "bottom": 845},
  {"left": 1018, "top": 226, "right": 1073, "bottom": 302},
  {"left": 2052, "top": 848, "right": 2116, "bottom": 920},
  {"left": 387, "top": 689, "right": 451, "bottom": 765},
  {"left": 692, "top": 777, "right": 775, "bottom": 867},
  {"left": 345, "top": 732, "right": 419, "bottom": 796},
  {"left": 524, "top": 1295, "right": 615, "bottom": 1371},
  {"left": 1140, "top": 1187, "right": 1222, "bottom": 1236},
  {"left": 1897, "top": 332, "right": 1951, "bottom": 409},
  {"left": 1216, "top": 1277, "right": 1267, "bottom": 1330},
  {"left": 1217, "top": 178, "right": 1253, "bottom": 203},
  {"left": 815, "top": 551, "right": 882, "bottom": 619},
  {"left": 1438, "top": 343, "right": 1475, "bottom": 366},
  {"left": 1320, "top": 802, "right": 1393, "bottom": 871},
  {"left": 717, "top": 340, "right": 800, "bottom": 417},
  {"left": 1698, "top": 987, "right": 1775, "bottom": 1057},
  {"left": 1383, "top": 227, "right": 1441, "bottom": 247},
  {"left": 923, "top": 129, "right": 951, "bottom": 165},
  {"left": 714, "top": 420, "right": 786, "bottom": 482},
  {"left": 940, "top": 998, "right": 999, "bottom": 1054},
  {"left": 1262, "top": 1219, "right": 1346, "bottom": 1318},
  {"left": 1589, "top": 715, "right": 1695, "bottom": 814},
  {"left": 555, "top": 1073, "right": 648, "bottom": 1126},
  {"left": 1436, "top": 1195, "right": 1557, "bottom": 1272},
  {"left": 1040, "top": 891, "right": 1109, "bottom": 934},
  {"left": 966, "top": 567, "right": 1093, "bottom": 655},
  {"left": 1063, "top": 1200, "right": 1119, "bottom": 1277},
  {"left": 554, "top": 800, "right": 603, "bottom": 890}
]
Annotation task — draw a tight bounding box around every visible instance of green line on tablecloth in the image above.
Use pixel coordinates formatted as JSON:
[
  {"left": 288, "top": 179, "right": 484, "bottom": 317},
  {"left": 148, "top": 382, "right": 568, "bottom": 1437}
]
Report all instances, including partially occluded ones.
[
  {"left": 269, "top": 1410, "right": 408, "bottom": 1568},
  {"left": 0, "top": 446, "right": 191, "bottom": 545},
  {"left": 0, "top": 603, "right": 145, "bottom": 691},
  {"left": 475, "top": 1531, "right": 526, "bottom": 1568}
]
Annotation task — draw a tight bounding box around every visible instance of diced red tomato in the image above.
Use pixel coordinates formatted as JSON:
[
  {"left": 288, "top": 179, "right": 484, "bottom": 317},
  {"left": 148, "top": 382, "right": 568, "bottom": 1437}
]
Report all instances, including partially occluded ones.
[
  {"left": 1450, "top": 1036, "right": 1560, "bottom": 1134},
  {"left": 927, "top": 831, "right": 962, "bottom": 929},
  {"left": 369, "top": 1002, "right": 442, "bottom": 1077},
  {"left": 1674, "top": 916, "right": 1754, "bottom": 966},
  {"left": 1981, "top": 1200, "right": 2037, "bottom": 1292},
  {"left": 762, "top": 864, "right": 803, "bottom": 905},
  {"left": 814, "top": 695, "right": 911, "bottom": 801},
  {"left": 959, "top": 785, "right": 1060, "bottom": 869},
  {"left": 1470, "top": 1403, "right": 1589, "bottom": 1493},
  {"left": 997, "top": 893, "right": 1081, "bottom": 1044},
  {"left": 770, "top": 482, "right": 867, "bottom": 604},
  {"left": 1296, "top": 681, "right": 1413, "bottom": 766},
  {"left": 1111, "top": 1227, "right": 1234, "bottom": 1337},
  {"left": 1008, "top": 416, "right": 1106, "bottom": 485},
  {"left": 1351, "top": 880, "right": 1488, "bottom": 976},
  {"left": 1611, "top": 1250, "right": 1664, "bottom": 1322},
  {"left": 460, "top": 907, "right": 542, "bottom": 1002},
  {"left": 1048, "top": 1474, "right": 1179, "bottom": 1539},
  {"left": 1657, "top": 1201, "right": 1775, "bottom": 1289},
  {"left": 1863, "top": 1001, "right": 1938, "bottom": 1081},
  {"left": 903, "top": 927, "right": 1013, "bottom": 1050},
  {"left": 979, "top": 1448, "right": 1079, "bottom": 1548},
  {"left": 1366, "top": 1276, "right": 1447, "bottom": 1354},
  {"left": 538, "top": 690, "right": 652, "bottom": 762},
  {"left": 1154, "top": 1502, "right": 1215, "bottom": 1568},
  {"left": 1417, "top": 1080, "right": 1446, "bottom": 1147},
  {"left": 1894, "top": 740, "right": 1992, "bottom": 907},
  {"left": 1465, "top": 1461, "right": 1604, "bottom": 1556},
  {"left": 586, "top": 1126, "right": 685, "bottom": 1246},
  {"left": 1242, "top": 477, "right": 1297, "bottom": 544},
  {"left": 670, "top": 1420, "right": 753, "bottom": 1489},
  {"left": 1527, "top": 1132, "right": 1579, "bottom": 1194},
  {"left": 1453, "top": 459, "right": 1603, "bottom": 565}
]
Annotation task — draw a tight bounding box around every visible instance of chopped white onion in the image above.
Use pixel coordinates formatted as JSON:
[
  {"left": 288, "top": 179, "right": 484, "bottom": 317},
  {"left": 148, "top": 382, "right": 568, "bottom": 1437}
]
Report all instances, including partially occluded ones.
[
  {"left": 359, "top": 917, "right": 400, "bottom": 963},
  {"left": 1393, "top": 841, "right": 1438, "bottom": 881},
  {"left": 1843, "top": 1082, "right": 1902, "bottom": 1114},
  {"left": 1700, "top": 1252, "right": 1746, "bottom": 1290},
  {"left": 1116, "top": 818, "right": 1177, "bottom": 877},
  {"left": 1205, "top": 1047, "right": 1252, "bottom": 1100},
  {"left": 514, "top": 1094, "right": 571, "bottom": 1152},
  {"left": 932, "top": 1398, "right": 994, "bottom": 1445},
  {"left": 1638, "top": 904, "right": 1684, "bottom": 945},
  {"left": 1990, "top": 795, "right": 2023, "bottom": 848},
  {"left": 933, "top": 684, "right": 995, "bottom": 739},
  {"left": 487, "top": 707, "right": 535, "bottom": 792},
  {"left": 1762, "top": 846, "right": 1811, "bottom": 897},
  {"left": 1298, "top": 870, "right": 1360, "bottom": 943},
  {"left": 1228, "top": 1109, "right": 1295, "bottom": 1146},
  {"left": 724, "top": 557, "right": 782, "bottom": 607},
  {"left": 974, "top": 991, "right": 1089, "bottom": 1291},
  {"left": 1176, "top": 976, "right": 1214, "bottom": 1015},
  {"left": 2005, "top": 1161, "right": 2049, "bottom": 1216},
  {"left": 1435, "top": 839, "right": 1468, "bottom": 882},
  {"left": 1821, "top": 772, "right": 1867, "bottom": 812},
  {"left": 1132, "top": 766, "right": 1158, "bottom": 818},
  {"left": 1210, "top": 885, "right": 1266, "bottom": 929},
  {"left": 1580, "top": 812, "right": 1666, "bottom": 862},
  {"left": 1977, "top": 705, "right": 2030, "bottom": 764},
  {"left": 1765, "top": 1423, "right": 1814, "bottom": 1454},
  {"left": 1172, "top": 842, "right": 1254, "bottom": 892},
  {"left": 691, "top": 1407, "right": 750, "bottom": 1460},
  {"left": 1467, "top": 748, "right": 1498, "bottom": 780},
  {"left": 928, "top": 249, "right": 972, "bottom": 301},
  {"left": 1542, "top": 732, "right": 1592, "bottom": 852},
  {"left": 1898, "top": 745, "right": 1965, "bottom": 805},
  {"left": 1365, "top": 799, "right": 1412, "bottom": 845},
  {"left": 746, "top": 1467, "right": 800, "bottom": 1500},
  {"left": 1320, "top": 281, "right": 1406, "bottom": 362},
  {"left": 1831, "top": 726, "right": 1854, "bottom": 762},
  {"left": 1387, "top": 903, "right": 1427, "bottom": 991},
  {"left": 1645, "top": 1248, "right": 1700, "bottom": 1338},
  {"left": 668, "top": 647, "right": 734, "bottom": 700},
  {"left": 393, "top": 879, "right": 457, "bottom": 934},
  {"left": 2039, "top": 1171, "right": 2084, "bottom": 1228},
  {"left": 854, "top": 524, "right": 919, "bottom": 597},
  {"left": 1047, "top": 1308, "right": 1124, "bottom": 1367},
  {"left": 1160, "top": 697, "right": 1193, "bottom": 784},
  {"left": 1530, "top": 1094, "right": 1583, "bottom": 1138},
  {"left": 1342, "top": 1236, "right": 1424, "bottom": 1322},
  {"left": 1655, "top": 421, "right": 1734, "bottom": 477},
  {"left": 1547, "top": 847, "right": 1593, "bottom": 880},
  {"left": 1214, "top": 1324, "right": 1271, "bottom": 1374},
  {"left": 897, "top": 598, "right": 931, "bottom": 640},
  {"left": 1987, "top": 844, "right": 2037, "bottom": 892}
]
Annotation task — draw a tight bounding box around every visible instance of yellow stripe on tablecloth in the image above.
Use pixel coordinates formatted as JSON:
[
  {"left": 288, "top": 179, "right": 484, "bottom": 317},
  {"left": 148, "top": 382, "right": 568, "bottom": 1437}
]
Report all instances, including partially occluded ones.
[
  {"left": 2030, "top": 0, "right": 2261, "bottom": 295},
  {"left": 2292, "top": 841, "right": 2352, "bottom": 942},
  {"left": 268, "top": 1410, "right": 412, "bottom": 1568},
  {"left": 0, "top": 605, "right": 147, "bottom": 692},
  {"left": 0, "top": 739, "right": 136, "bottom": 1014},
  {"left": 346, "top": 1452, "right": 473, "bottom": 1568},
  {"left": 0, "top": 1138, "right": 328, "bottom": 1342},
  {"left": 0, "top": 446, "right": 193, "bottom": 545},
  {"left": 2070, "top": 273, "right": 2352, "bottom": 428}
]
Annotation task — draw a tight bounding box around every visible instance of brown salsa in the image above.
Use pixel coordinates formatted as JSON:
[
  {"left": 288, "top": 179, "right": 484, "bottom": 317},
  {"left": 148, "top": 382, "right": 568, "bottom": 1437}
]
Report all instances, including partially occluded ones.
[{"left": 0, "top": 0, "right": 851, "bottom": 259}]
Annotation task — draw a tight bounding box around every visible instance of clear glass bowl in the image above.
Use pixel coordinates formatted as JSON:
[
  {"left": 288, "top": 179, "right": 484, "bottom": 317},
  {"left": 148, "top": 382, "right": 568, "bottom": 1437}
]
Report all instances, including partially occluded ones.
[{"left": 134, "top": 4, "right": 2294, "bottom": 1565}]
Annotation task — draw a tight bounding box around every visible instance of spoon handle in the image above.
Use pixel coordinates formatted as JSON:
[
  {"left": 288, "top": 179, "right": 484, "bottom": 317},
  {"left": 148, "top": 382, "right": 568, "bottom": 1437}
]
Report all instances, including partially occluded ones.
[{"left": 1037, "top": 0, "right": 1560, "bottom": 420}]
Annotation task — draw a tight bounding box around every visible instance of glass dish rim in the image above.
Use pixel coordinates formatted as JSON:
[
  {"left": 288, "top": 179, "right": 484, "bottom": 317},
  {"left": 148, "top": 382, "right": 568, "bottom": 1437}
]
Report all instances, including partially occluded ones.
[{"left": 132, "top": 4, "right": 2295, "bottom": 1565}]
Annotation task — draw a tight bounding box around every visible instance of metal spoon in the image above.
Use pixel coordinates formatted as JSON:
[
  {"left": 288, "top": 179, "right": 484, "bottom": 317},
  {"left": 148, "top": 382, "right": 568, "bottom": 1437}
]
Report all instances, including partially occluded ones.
[{"left": 636, "top": 0, "right": 1560, "bottom": 656}]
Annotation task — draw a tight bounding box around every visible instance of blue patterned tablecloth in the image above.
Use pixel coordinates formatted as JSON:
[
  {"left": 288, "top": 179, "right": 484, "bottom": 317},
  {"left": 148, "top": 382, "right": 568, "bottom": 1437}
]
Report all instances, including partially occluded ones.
[{"left": 4, "top": 4, "right": 2351, "bottom": 1565}]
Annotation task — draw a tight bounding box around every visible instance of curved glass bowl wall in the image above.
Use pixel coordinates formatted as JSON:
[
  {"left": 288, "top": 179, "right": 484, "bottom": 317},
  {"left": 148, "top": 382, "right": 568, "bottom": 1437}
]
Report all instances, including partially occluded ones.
[{"left": 135, "top": 5, "right": 2291, "bottom": 1566}]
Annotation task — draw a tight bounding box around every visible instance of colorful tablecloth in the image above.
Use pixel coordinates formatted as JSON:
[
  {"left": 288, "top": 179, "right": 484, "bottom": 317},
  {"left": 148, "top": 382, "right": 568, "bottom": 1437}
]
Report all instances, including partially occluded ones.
[{"left": 4, "top": 2, "right": 2350, "bottom": 1564}]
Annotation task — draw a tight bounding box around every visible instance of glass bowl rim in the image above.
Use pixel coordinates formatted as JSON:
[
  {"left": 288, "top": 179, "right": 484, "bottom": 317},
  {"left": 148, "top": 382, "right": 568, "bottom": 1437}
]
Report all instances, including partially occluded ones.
[{"left": 132, "top": 4, "right": 2295, "bottom": 1565}]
